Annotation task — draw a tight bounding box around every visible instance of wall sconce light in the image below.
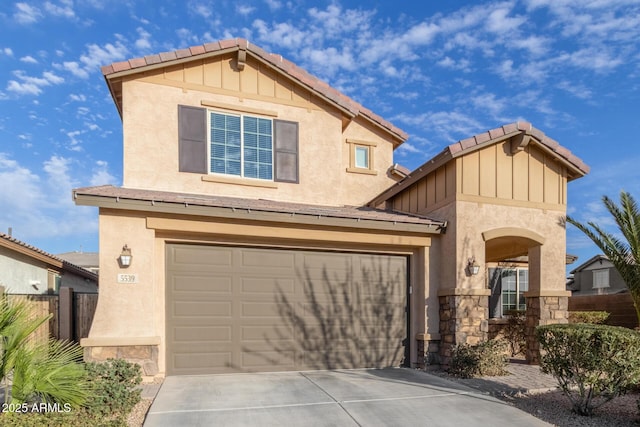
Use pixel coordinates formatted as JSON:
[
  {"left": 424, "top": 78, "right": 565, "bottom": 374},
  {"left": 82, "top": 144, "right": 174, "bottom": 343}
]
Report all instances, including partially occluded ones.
[
  {"left": 466, "top": 257, "right": 480, "bottom": 276},
  {"left": 118, "top": 245, "right": 132, "bottom": 268}
]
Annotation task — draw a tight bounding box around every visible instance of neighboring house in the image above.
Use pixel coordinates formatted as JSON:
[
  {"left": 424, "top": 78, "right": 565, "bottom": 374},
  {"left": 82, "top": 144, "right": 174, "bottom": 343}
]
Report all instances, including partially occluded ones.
[
  {"left": 568, "top": 255, "right": 627, "bottom": 295},
  {"left": 74, "top": 38, "right": 589, "bottom": 376},
  {"left": 57, "top": 251, "right": 100, "bottom": 275},
  {"left": 0, "top": 233, "right": 98, "bottom": 294}
]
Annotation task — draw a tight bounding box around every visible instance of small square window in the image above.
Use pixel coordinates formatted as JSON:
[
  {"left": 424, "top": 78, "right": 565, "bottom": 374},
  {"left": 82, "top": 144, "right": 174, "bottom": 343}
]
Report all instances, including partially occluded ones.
[{"left": 355, "top": 146, "right": 369, "bottom": 169}]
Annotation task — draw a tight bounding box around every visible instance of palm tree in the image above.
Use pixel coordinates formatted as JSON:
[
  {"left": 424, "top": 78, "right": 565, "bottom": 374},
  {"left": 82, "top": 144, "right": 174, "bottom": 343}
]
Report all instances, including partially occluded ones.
[
  {"left": 0, "top": 295, "right": 88, "bottom": 406},
  {"left": 567, "top": 191, "right": 640, "bottom": 324}
]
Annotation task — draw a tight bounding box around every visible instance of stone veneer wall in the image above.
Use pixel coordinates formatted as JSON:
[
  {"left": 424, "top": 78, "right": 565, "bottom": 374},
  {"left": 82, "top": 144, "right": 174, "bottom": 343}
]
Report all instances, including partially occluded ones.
[
  {"left": 84, "top": 345, "right": 159, "bottom": 376},
  {"left": 525, "top": 296, "right": 569, "bottom": 364},
  {"left": 438, "top": 294, "right": 488, "bottom": 365}
]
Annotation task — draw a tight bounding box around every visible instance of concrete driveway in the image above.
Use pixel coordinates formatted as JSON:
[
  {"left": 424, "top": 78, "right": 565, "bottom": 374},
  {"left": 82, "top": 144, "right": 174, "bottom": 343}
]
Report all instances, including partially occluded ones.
[{"left": 144, "top": 368, "right": 549, "bottom": 426}]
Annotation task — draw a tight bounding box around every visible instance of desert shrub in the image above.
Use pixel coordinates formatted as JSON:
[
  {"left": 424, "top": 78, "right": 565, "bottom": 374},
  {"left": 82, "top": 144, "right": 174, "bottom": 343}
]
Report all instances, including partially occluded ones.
[
  {"left": 537, "top": 323, "right": 640, "bottom": 416},
  {"left": 568, "top": 311, "right": 610, "bottom": 324},
  {"left": 503, "top": 310, "right": 526, "bottom": 356},
  {"left": 84, "top": 359, "right": 142, "bottom": 422},
  {"left": 449, "top": 339, "right": 508, "bottom": 378},
  {"left": 0, "top": 359, "right": 141, "bottom": 427}
]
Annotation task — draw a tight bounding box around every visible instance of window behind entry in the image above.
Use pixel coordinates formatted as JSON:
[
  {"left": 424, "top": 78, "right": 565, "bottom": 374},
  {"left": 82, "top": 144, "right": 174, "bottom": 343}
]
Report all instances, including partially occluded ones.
[{"left": 489, "top": 267, "right": 528, "bottom": 318}]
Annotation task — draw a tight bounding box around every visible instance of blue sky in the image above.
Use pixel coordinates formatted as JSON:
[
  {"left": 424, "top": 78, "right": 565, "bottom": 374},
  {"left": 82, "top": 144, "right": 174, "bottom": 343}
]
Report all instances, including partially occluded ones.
[{"left": 1, "top": 0, "right": 639, "bottom": 272}]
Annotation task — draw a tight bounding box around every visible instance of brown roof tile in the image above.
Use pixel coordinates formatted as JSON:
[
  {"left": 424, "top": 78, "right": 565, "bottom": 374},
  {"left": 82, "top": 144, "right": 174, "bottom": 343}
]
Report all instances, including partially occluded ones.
[
  {"left": 189, "top": 45, "right": 206, "bottom": 56},
  {"left": 111, "top": 61, "right": 131, "bottom": 72},
  {"left": 101, "top": 38, "right": 408, "bottom": 142},
  {"left": 128, "top": 57, "right": 146, "bottom": 68}
]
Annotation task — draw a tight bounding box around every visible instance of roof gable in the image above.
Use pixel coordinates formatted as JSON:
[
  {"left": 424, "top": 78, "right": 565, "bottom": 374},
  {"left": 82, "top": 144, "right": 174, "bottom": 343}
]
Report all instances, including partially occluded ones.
[
  {"left": 0, "top": 233, "right": 98, "bottom": 281},
  {"left": 369, "top": 121, "right": 589, "bottom": 207},
  {"left": 101, "top": 38, "right": 407, "bottom": 143}
]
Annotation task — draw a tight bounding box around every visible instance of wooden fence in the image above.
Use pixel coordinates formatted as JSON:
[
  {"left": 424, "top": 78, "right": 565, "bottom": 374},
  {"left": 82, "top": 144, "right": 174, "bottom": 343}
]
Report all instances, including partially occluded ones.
[
  {"left": 7, "top": 290, "right": 98, "bottom": 343},
  {"left": 569, "top": 292, "right": 639, "bottom": 329}
]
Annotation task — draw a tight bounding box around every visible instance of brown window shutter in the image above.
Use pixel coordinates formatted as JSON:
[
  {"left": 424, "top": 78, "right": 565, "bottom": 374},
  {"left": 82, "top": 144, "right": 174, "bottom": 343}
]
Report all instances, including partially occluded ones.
[
  {"left": 178, "top": 105, "right": 207, "bottom": 174},
  {"left": 273, "top": 119, "right": 299, "bottom": 183}
]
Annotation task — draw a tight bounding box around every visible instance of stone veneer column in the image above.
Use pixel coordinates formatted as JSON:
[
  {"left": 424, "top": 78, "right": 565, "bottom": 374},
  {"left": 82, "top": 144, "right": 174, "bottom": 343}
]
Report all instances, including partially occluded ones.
[
  {"left": 524, "top": 292, "right": 570, "bottom": 364},
  {"left": 438, "top": 289, "right": 490, "bottom": 366}
]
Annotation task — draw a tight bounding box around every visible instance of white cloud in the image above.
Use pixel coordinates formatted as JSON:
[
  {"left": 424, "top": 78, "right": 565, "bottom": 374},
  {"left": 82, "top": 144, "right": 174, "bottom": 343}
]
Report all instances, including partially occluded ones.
[
  {"left": 44, "top": 0, "right": 75, "bottom": 19},
  {"left": 90, "top": 160, "right": 117, "bottom": 186},
  {"left": 6, "top": 70, "right": 64, "bottom": 96},
  {"left": 556, "top": 81, "right": 593, "bottom": 100},
  {"left": 79, "top": 41, "right": 129, "bottom": 71},
  {"left": 190, "top": 1, "right": 213, "bottom": 19},
  {"left": 264, "top": 0, "right": 282, "bottom": 11},
  {"left": 20, "top": 55, "right": 38, "bottom": 64},
  {"left": 135, "top": 27, "right": 152, "bottom": 51},
  {"left": 236, "top": 5, "right": 255, "bottom": 16},
  {"left": 61, "top": 61, "right": 90, "bottom": 79},
  {"left": 2, "top": 48, "right": 14, "bottom": 57},
  {"left": 69, "top": 93, "right": 87, "bottom": 102},
  {"left": 14, "top": 3, "right": 43, "bottom": 24}
]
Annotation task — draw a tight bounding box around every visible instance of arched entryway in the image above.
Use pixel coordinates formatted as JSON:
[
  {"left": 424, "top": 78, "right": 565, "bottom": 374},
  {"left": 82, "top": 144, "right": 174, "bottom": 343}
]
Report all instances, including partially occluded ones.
[{"left": 483, "top": 227, "right": 560, "bottom": 363}]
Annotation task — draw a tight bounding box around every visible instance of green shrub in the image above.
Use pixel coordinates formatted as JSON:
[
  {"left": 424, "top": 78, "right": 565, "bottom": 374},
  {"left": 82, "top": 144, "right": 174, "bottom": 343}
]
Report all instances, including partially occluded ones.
[
  {"left": 537, "top": 323, "right": 640, "bottom": 416},
  {"left": 0, "top": 359, "right": 141, "bottom": 427},
  {"left": 448, "top": 339, "right": 508, "bottom": 378},
  {"left": 568, "top": 311, "right": 610, "bottom": 324},
  {"left": 84, "top": 359, "right": 142, "bottom": 422},
  {"left": 503, "top": 310, "right": 526, "bottom": 356}
]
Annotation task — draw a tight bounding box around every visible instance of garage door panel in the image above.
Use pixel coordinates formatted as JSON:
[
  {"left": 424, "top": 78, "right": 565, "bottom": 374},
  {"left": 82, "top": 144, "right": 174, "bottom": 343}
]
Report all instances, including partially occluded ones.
[
  {"left": 172, "top": 275, "right": 233, "bottom": 293},
  {"left": 173, "top": 301, "right": 232, "bottom": 317},
  {"left": 241, "top": 277, "right": 294, "bottom": 294},
  {"left": 172, "top": 246, "right": 233, "bottom": 268},
  {"left": 166, "top": 244, "right": 407, "bottom": 375}
]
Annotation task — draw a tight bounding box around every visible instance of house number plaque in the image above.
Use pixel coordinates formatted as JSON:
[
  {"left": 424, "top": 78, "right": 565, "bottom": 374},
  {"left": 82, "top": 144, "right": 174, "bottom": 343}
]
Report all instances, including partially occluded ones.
[{"left": 117, "top": 273, "right": 138, "bottom": 284}]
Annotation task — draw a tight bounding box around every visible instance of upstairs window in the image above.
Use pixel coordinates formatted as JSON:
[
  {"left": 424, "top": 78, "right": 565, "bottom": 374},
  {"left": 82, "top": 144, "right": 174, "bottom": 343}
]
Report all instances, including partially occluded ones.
[
  {"left": 210, "top": 112, "right": 273, "bottom": 180},
  {"left": 592, "top": 269, "right": 610, "bottom": 289},
  {"left": 178, "top": 105, "right": 299, "bottom": 183},
  {"left": 346, "top": 139, "right": 377, "bottom": 175}
]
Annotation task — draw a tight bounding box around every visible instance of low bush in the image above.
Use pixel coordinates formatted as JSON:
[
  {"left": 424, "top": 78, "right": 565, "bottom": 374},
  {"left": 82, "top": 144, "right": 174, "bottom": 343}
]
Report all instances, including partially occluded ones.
[
  {"left": 568, "top": 311, "right": 610, "bottom": 324},
  {"left": 84, "top": 359, "right": 142, "bottom": 422},
  {"left": 503, "top": 310, "right": 526, "bottom": 356},
  {"left": 448, "top": 339, "right": 508, "bottom": 378},
  {"left": 537, "top": 323, "right": 640, "bottom": 416},
  {"left": 0, "top": 359, "right": 142, "bottom": 427}
]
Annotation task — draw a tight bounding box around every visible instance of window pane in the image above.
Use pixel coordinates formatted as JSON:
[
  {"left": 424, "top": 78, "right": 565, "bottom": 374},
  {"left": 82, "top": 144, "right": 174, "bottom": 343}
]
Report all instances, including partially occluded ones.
[
  {"left": 244, "top": 147, "right": 258, "bottom": 163},
  {"left": 519, "top": 269, "right": 529, "bottom": 292},
  {"left": 593, "top": 269, "right": 609, "bottom": 288},
  {"left": 244, "top": 162, "right": 258, "bottom": 178},
  {"left": 355, "top": 146, "right": 369, "bottom": 168}
]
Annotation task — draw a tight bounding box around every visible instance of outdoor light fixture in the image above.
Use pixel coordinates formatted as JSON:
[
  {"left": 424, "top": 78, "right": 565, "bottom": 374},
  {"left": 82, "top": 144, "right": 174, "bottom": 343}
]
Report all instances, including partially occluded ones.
[
  {"left": 119, "top": 245, "right": 132, "bottom": 268},
  {"left": 467, "top": 257, "right": 480, "bottom": 276}
]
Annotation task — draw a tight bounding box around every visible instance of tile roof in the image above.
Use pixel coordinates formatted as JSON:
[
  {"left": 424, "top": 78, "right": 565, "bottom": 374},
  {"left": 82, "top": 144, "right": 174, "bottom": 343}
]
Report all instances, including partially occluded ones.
[
  {"left": 368, "top": 121, "right": 590, "bottom": 207},
  {"left": 0, "top": 233, "right": 98, "bottom": 280},
  {"left": 73, "top": 185, "right": 446, "bottom": 230},
  {"left": 448, "top": 122, "right": 589, "bottom": 175},
  {"left": 101, "top": 38, "right": 408, "bottom": 142}
]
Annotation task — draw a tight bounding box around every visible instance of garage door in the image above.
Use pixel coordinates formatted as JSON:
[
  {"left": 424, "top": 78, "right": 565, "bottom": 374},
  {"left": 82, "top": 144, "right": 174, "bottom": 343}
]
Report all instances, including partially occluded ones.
[{"left": 166, "top": 244, "right": 407, "bottom": 375}]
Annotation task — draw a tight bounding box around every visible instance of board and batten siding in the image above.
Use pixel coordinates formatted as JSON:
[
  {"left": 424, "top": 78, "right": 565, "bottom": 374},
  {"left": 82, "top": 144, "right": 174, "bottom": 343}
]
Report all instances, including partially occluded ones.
[
  {"left": 140, "top": 53, "right": 316, "bottom": 108},
  {"left": 390, "top": 140, "right": 568, "bottom": 215}
]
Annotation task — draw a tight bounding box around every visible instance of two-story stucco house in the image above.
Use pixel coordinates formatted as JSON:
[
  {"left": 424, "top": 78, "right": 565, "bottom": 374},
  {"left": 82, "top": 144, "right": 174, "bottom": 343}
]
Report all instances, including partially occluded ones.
[{"left": 74, "top": 38, "right": 588, "bottom": 376}]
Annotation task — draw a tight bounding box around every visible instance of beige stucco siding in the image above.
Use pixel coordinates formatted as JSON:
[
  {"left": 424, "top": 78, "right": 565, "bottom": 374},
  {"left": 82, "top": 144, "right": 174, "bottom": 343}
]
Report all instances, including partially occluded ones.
[
  {"left": 120, "top": 55, "right": 397, "bottom": 207},
  {"left": 87, "top": 208, "right": 432, "bottom": 373}
]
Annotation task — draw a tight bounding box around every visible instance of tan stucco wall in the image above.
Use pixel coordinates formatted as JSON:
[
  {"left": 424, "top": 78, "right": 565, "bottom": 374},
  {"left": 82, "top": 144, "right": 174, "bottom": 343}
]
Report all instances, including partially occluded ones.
[
  {"left": 86, "top": 207, "right": 433, "bottom": 373},
  {"left": 120, "top": 57, "right": 398, "bottom": 207},
  {"left": 427, "top": 200, "right": 567, "bottom": 293}
]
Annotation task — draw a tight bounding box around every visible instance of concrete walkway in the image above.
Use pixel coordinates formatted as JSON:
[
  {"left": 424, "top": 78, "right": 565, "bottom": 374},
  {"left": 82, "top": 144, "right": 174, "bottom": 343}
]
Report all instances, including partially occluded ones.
[{"left": 143, "top": 368, "right": 551, "bottom": 426}]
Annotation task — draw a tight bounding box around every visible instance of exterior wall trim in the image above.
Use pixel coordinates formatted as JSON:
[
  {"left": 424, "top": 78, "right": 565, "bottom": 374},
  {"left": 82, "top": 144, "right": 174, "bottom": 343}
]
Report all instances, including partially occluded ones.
[{"left": 482, "top": 227, "right": 546, "bottom": 245}]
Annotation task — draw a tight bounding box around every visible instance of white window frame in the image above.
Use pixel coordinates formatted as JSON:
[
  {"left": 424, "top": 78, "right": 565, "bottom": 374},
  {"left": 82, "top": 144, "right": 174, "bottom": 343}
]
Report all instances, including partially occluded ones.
[
  {"left": 354, "top": 145, "right": 369, "bottom": 169},
  {"left": 592, "top": 269, "right": 610, "bottom": 289},
  {"left": 207, "top": 110, "right": 274, "bottom": 181}
]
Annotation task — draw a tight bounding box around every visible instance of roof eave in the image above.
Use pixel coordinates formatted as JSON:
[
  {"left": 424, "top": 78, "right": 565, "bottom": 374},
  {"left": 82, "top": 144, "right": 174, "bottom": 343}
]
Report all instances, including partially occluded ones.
[{"left": 74, "top": 192, "right": 445, "bottom": 235}]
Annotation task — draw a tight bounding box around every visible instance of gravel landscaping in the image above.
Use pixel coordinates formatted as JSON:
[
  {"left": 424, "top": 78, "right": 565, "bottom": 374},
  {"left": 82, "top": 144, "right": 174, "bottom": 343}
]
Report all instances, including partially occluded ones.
[{"left": 506, "top": 389, "right": 640, "bottom": 427}]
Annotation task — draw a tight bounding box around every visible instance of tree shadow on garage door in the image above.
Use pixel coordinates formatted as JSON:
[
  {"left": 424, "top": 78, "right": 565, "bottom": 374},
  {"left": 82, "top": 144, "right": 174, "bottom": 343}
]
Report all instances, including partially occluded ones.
[{"left": 241, "top": 256, "right": 408, "bottom": 371}]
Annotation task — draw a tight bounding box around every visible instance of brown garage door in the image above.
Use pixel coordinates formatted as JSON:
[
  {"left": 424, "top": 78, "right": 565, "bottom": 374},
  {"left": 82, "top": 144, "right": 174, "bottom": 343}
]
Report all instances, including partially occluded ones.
[{"left": 166, "top": 244, "right": 407, "bottom": 375}]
